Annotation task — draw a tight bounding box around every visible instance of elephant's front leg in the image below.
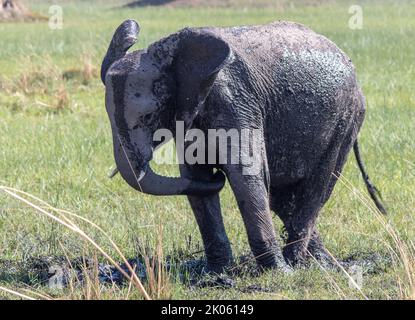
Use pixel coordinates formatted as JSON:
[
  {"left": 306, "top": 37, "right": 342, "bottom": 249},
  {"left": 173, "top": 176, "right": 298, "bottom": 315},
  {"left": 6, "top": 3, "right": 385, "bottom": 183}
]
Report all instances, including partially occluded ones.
[
  {"left": 180, "top": 164, "right": 233, "bottom": 273},
  {"left": 225, "top": 165, "right": 287, "bottom": 270}
]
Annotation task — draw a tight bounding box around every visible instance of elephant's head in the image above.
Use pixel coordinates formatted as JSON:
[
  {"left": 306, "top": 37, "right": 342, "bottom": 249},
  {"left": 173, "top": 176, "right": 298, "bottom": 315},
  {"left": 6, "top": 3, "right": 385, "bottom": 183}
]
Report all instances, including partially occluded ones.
[{"left": 101, "top": 20, "right": 232, "bottom": 196}]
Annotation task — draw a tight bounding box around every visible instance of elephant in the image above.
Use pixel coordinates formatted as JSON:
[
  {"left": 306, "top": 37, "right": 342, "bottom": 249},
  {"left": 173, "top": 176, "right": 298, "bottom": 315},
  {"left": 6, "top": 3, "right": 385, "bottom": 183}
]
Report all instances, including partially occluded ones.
[{"left": 101, "top": 20, "right": 387, "bottom": 272}]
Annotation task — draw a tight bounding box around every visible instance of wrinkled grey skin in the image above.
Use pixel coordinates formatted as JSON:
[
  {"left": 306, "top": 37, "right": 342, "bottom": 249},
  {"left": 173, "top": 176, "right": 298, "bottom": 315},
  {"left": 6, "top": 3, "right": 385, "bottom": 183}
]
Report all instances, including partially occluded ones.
[{"left": 102, "top": 20, "right": 377, "bottom": 271}]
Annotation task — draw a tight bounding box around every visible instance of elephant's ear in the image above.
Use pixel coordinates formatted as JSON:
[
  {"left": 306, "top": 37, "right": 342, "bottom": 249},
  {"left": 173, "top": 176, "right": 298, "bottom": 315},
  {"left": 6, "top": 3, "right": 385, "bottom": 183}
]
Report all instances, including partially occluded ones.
[
  {"left": 101, "top": 20, "right": 140, "bottom": 84},
  {"left": 174, "top": 30, "right": 232, "bottom": 129}
]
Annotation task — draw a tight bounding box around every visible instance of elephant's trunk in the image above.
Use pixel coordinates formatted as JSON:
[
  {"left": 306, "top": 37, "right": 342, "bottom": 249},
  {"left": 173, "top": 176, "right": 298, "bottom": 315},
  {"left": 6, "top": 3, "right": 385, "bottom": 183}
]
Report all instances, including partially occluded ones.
[
  {"left": 101, "top": 19, "right": 140, "bottom": 84},
  {"left": 113, "top": 137, "right": 225, "bottom": 197},
  {"left": 137, "top": 165, "right": 225, "bottom": 196}
]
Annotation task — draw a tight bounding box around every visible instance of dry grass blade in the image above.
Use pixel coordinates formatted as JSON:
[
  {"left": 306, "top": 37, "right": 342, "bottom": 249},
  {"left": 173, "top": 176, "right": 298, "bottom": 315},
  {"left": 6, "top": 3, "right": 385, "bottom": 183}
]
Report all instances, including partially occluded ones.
[
  {"left": 0, "top": 285, "right": 37, "bottom": 300},
  {"left": 307, "top": 252, "right": 347, "bottom": 299},
  {"left": 21, "top": 287, "right": 53, "bottom": 300},
  {"left": 320, "top": 249, "right": 368, "bottom": 300},
  {"left": 0, "top": 185, "right": 151, "bottom": 300},
  {"left": 335, "top": 173, "right": 415, "bottom": 300}
]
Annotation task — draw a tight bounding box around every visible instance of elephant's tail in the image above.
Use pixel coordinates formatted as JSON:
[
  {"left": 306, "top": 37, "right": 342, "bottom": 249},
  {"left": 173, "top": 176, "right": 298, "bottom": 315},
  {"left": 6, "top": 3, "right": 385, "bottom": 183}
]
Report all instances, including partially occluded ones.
[{"left": 353, "top": 140, "right": 388, "bottom": 215}]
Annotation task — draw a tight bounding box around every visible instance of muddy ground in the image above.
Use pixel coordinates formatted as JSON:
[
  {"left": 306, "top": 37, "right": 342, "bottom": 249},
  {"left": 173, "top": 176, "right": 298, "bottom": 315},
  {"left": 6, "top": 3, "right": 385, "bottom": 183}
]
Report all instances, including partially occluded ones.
[{"left": 0, "top": 252, "right": 392, "bottom": 293}]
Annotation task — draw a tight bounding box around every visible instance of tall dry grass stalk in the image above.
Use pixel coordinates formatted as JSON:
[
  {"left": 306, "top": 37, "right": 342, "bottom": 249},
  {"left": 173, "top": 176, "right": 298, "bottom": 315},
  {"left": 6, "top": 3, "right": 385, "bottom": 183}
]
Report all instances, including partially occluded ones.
[
  {"left": 335, "top": 173, "right": 415, "bottom": 300},
  {"left": 55, "top": 84, "right": 70, "bottom": 110},
  {"left": 140, "top": 224, "right": 172, "bottom": 299},
  {"left": 0, "top": 285, "right": 37, "bottom": 300},
  {"left": 0, "top": 185, "right": 152, "bottom": 300},
  {"left": 80, "top": 53, "right": 98, "bottom": 84}
]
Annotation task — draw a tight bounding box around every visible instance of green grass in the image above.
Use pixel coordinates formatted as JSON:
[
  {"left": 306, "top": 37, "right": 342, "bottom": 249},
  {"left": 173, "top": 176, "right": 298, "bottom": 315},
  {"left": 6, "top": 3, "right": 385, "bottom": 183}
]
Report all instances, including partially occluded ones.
[{"left": 0, "top": 0, "right": 414, "bottom": 299}]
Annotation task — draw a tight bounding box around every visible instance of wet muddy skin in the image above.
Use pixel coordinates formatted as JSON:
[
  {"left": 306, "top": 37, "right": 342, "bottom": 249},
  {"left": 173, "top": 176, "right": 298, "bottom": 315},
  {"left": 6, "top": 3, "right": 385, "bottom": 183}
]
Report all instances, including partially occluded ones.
[
  {"left": 100, "top": 17, "right": 389, "bottom": 273},
  {"left": 0, "top": 252, "right": 392, "bottom": 291}
]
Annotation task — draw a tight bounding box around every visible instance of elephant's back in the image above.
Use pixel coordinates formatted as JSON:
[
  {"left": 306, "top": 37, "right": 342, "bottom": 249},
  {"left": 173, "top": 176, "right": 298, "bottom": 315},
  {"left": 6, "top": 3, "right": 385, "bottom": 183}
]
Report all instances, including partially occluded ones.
[
  {"left": 207, "top": 21, "right": 353, "bottom": 70},
  {"left": 205, "top": 22, "right": 363, "bottom": 185},
  {"left": 207, "top": 21, "right": 358, "bottom": 114},
  {"left": 206, "top": 21, "right": 360, "bottom": 121},
  {"left": 199, "top": 22, "right": 363, "bottom": 183}
]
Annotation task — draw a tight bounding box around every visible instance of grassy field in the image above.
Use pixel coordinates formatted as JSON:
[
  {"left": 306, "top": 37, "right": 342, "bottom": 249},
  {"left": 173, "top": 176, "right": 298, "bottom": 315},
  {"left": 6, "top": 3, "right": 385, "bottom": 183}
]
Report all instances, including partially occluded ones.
[{"left": 0, "top": 0, "right": 414, "bottom": 300}]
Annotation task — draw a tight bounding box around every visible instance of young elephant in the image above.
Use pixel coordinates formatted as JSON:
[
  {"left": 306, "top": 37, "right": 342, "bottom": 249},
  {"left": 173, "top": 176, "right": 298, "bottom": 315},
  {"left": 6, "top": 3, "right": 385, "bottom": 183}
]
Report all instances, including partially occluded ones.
[{"left": 102, "top": 20, "right": 386, "bottom": 272}]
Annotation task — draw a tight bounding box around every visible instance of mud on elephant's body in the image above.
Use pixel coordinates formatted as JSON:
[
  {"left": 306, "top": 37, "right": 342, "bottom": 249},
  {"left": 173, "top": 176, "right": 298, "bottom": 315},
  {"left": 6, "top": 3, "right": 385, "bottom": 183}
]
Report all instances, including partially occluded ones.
[{"left": 102, "top": 20, "right": 387, "bottom": 271}]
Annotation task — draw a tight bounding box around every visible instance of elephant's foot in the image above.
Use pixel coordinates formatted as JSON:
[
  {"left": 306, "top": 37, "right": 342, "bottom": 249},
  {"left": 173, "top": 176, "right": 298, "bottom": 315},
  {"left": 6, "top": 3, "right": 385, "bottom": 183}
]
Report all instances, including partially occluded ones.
[
  {"left": 202, "top": 242, "right": 234, "bottom": 274},
  {"left": 283, "top": 233, "right": 336, "bottom": 269},
  {"left": 259, "top": 257, "right": 293, "bottom": 273},
  {"left": 205, "top": 257, "right": 233, "bottom": 275},
  {"left": 283, "top": 241, "right": 309, "bottom": 267},
  {"left": 253, "top": 241, "right": 292, "bottom": 273},
  {"left": 203, "top": 241, "right": 234, "bottom": 273},
  {"left": 307, "top": 235, "right": 337, "bottom": 269},
  {"left": 186, "top": 259, "right": 235, "bottom": 289},
  {"left": 192, "top": 272, "right": 236, "bottom": 289}
]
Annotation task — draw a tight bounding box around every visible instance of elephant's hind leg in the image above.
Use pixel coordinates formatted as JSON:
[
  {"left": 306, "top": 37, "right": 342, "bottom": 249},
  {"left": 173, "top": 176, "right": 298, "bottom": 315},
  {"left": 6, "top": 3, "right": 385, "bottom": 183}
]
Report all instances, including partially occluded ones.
[
  {"left": 270, "top": 151, "right": 342, "bottom": 265},
  {"left": 271, "top": 179, "right": 335, "bottom": 266},
  {"left": 280, "top": 187, "right": 325, "bottom": 266},
  {"left": 271, "top": 123, "right": 358, "bottom": 266}
]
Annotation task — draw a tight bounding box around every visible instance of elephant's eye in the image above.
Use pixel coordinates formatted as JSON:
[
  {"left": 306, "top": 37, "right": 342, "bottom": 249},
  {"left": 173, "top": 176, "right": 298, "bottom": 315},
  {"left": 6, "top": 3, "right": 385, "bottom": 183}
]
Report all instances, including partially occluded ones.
[
  {"left": 130, "top": 113, "right": 154, "bottom": 130},
  {"left": 143, "top": 113, "right": 153, "bottom": 124}
]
